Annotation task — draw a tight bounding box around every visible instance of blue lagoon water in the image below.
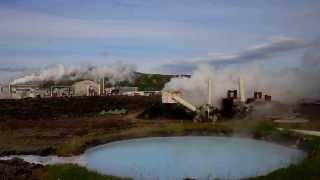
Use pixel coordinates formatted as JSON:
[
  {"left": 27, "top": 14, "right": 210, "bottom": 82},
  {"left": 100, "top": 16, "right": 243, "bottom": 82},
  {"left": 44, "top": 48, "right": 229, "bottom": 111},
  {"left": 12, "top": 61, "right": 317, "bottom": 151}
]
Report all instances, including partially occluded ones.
[{"left": 83, "top": 137, "right": 305, "bottom": 180}]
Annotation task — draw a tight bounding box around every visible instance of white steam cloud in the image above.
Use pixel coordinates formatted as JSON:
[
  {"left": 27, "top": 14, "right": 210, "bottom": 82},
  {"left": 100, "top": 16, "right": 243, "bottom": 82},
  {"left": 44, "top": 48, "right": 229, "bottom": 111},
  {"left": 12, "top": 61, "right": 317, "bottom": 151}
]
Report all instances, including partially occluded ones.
[
  {"left": 11, "top": 63, "right": 136, "bottom": 85},
  {"left": 164, "top": 39, "right": 320, "bottom": 106}
]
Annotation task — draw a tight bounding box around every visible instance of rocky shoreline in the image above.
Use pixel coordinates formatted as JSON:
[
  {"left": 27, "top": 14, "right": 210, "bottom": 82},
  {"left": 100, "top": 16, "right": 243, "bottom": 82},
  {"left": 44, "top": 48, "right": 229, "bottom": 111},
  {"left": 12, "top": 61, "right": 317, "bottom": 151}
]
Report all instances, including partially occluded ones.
[{"left": 0, "top": 158, "right": 42, "bottom": 180}]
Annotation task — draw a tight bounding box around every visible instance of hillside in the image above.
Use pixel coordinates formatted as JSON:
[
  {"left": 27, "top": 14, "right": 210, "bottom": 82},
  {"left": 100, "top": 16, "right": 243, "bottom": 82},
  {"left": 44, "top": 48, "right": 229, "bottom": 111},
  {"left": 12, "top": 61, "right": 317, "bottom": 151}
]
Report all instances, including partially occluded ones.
[{"left": 115, "top": 72, "right": 175, "bottom": 91}]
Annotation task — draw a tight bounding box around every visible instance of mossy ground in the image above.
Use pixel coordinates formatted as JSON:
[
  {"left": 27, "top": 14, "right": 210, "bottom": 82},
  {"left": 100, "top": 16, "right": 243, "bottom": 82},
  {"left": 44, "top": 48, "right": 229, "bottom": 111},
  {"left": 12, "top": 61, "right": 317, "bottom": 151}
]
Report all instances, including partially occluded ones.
[{"left": 36, "top": 164, "right": 131, "bottom": 180}]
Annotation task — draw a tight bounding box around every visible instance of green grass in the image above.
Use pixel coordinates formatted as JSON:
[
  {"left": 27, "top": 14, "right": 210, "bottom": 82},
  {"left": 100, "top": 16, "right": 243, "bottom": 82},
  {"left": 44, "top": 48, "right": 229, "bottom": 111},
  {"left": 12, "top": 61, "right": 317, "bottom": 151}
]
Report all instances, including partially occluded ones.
[
  {"left": 133, "top": 73, "right": 173, "bottom": 91},
  {"left": 250, "top": 159, "right": 320, "bottom": 180},
  {"left": 43, "top": 164, "right": 130, "bottom": 180},
  {"left": 252, "top": 121, "right": 277, "bottom": 138}
]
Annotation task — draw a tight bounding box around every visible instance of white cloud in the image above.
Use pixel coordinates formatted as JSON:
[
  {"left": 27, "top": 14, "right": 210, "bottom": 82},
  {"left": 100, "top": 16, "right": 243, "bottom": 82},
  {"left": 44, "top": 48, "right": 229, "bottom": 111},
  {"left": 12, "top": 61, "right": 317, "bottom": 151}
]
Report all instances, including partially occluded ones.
[
  {"left": 158, "top": 37, "right": 310, "bottom": 73},
  {"left": 0, "top": 7, "right": 211, "bottom": 41}
]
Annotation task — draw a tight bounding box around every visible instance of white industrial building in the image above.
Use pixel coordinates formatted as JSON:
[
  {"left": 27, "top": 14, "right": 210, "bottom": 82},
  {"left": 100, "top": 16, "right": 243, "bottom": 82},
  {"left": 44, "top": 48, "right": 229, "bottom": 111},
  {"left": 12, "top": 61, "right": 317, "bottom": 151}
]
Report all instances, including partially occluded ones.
[
  {"left": 72, "top": 80, "right": 100, "bottom": 96},
  {"left": 9, "top": 84, "right": 41, "bottom": 99},
  {"left": 50, "top": 86, "right": 73, "bottom": 97},
  {"left": 1, "top": 78, "right": 160, "bottom": 99}
]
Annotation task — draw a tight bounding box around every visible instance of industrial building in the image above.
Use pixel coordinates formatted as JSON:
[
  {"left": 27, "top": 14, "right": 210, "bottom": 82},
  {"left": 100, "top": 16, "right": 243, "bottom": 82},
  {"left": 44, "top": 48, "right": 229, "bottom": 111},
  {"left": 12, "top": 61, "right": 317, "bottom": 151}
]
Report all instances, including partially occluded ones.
[
  {"left": 2, "top": 79, "right": 148, "bottom": 99},
  {"left": 104, "top": 86, "right": 138, "bottom": 96},
  {"left": 9, "top": 84, "right": 41, "bottom": 99},
  {"left": 50, "top": 86, "right": 74, "bottom": 97},
  {"left": 73, "top": 80, "right": 99, "bottom": 96}
]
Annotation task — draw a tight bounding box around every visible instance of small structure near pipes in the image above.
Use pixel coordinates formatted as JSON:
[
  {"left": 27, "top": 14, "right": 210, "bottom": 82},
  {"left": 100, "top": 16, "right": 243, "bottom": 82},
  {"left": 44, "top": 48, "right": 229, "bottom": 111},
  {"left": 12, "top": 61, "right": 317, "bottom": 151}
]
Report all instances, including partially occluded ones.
[
  {"left": 221, "top": 77, "right": 249, "bottom": 118},
  {"left": 254, "top": 91, "right": 263, "bottom": 99},
  {"left": 51, "top": 86, "right": 74, "bottom": 97},
  {"left": 265, "top": 95, "right": 272, "bottom": 101}
]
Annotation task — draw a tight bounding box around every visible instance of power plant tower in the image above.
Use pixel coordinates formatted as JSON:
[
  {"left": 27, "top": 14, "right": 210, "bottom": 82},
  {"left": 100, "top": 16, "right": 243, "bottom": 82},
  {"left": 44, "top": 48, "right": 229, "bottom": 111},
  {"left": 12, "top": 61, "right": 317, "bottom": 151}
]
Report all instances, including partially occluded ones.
[
  {"left": 102, "top": 77, "right": 105, "bottom": 95},
  {"left": 8, "top": 83, "right": 11, "bottom": 97},
  {"left": 239, "top": 76, "right": 246, "bottom": 103},
  {"left": 97, "top": 77, "right": 105, "bottom": 96},
  {"left": 208, "top": 79, "right": 212, "bottom": 105},
  {"left": 98, "top": 79, "right": 101, "bottom": 96}
]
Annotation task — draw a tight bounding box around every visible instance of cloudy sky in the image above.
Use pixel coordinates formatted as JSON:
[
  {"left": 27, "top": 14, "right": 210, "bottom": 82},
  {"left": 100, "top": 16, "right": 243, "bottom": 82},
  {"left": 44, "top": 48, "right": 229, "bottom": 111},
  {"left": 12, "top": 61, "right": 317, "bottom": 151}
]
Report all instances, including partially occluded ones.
[{"left": 0, "top": 0, "right": 319, "bottom": 76}]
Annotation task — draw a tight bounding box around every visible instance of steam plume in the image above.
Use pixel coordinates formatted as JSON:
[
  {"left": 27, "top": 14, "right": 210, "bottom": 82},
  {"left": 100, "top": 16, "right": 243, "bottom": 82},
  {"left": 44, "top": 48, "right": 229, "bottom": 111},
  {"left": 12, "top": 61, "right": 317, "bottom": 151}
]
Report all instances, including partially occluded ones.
[
  {"left": 11, "top": 63, "right": 136, "bottom": 85},
  {"left": 164, "top": 41, "right": 320, "bottom": 106}
]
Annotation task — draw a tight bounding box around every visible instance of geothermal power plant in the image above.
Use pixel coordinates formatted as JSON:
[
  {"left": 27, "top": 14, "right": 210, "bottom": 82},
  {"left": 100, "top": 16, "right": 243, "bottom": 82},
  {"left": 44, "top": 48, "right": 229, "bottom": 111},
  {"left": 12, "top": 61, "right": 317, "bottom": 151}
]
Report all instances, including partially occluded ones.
[
  {"left": 1, "top": 78, "right": 159, "bottom": 99},
  {"left": 0, "top": 74, "right": 274, "bottom": 121},
  {"left": 1, "top": 1, "right": 320, "bottom": 179}
]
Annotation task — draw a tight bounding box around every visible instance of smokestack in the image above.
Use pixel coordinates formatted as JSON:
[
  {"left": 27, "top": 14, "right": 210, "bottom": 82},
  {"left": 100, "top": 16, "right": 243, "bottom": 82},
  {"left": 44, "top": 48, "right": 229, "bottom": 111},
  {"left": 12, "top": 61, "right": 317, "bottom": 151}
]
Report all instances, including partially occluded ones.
[
  {"left": 102, "top": 77, "right": 105, "bottom": 96},
  {"left": 8, "top": 83, "right": 12, "bottom": 97},
  {"left": 98, "top": 79, "right": 101, "bottom": 96},
  {"left": 208, "top": 79, "right": 212, "bottom": 105},
  {"left": 239, "top": 76, "right": 246, "bottom": 103}
]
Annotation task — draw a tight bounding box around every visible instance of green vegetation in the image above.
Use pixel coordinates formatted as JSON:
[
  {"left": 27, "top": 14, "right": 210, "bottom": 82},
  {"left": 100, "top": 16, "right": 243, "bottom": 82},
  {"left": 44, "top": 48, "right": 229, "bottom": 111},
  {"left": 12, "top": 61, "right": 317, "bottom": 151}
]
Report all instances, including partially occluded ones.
[
  {"left": 99, "top": 108, "right": 128, "bottom": 116},
  {"left": 250, "top": 159, "right": 320, "bottom": 180},
  {"left": 133, "top": 72, "right": 173, "bottom": 91},
  {"left": 252, "top": 122, "right": 278, "bottom": 138},
  {"left": 115, "top": 72, "right": 175, "bottom": 91},
  {"left": 41, "top": 164, "right": 130, "bottom": 180}
]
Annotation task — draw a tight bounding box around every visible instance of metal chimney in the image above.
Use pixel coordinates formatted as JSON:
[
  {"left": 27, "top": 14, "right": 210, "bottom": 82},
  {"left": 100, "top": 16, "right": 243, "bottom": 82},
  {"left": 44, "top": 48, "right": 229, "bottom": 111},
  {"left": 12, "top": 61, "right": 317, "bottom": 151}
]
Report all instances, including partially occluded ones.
[
  {"left": 102, "top": 77, "right": 105, "bottom": 96},
  {"left": 208, "top": 79, "right": 212, "bottom": 105},
  {"left": 8, "top": 83, "right": 12, "bottom": 97},
  {"left": 98, "top": 79, "right": 101, "bottom": 96},
  {"left": 239, "top": 76, "right": 246, "bottom": 103}
]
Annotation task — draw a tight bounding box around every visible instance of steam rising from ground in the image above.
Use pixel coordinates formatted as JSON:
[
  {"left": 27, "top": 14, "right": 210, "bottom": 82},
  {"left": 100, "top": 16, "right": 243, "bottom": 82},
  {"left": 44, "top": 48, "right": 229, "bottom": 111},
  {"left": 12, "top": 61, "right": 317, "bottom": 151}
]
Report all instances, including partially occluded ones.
[
  {"left": 11, "top": 63, "right": 136, "bottom": 85},
  {"left": 164, "top": 46, "right": 320, "bottom": 107}
]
